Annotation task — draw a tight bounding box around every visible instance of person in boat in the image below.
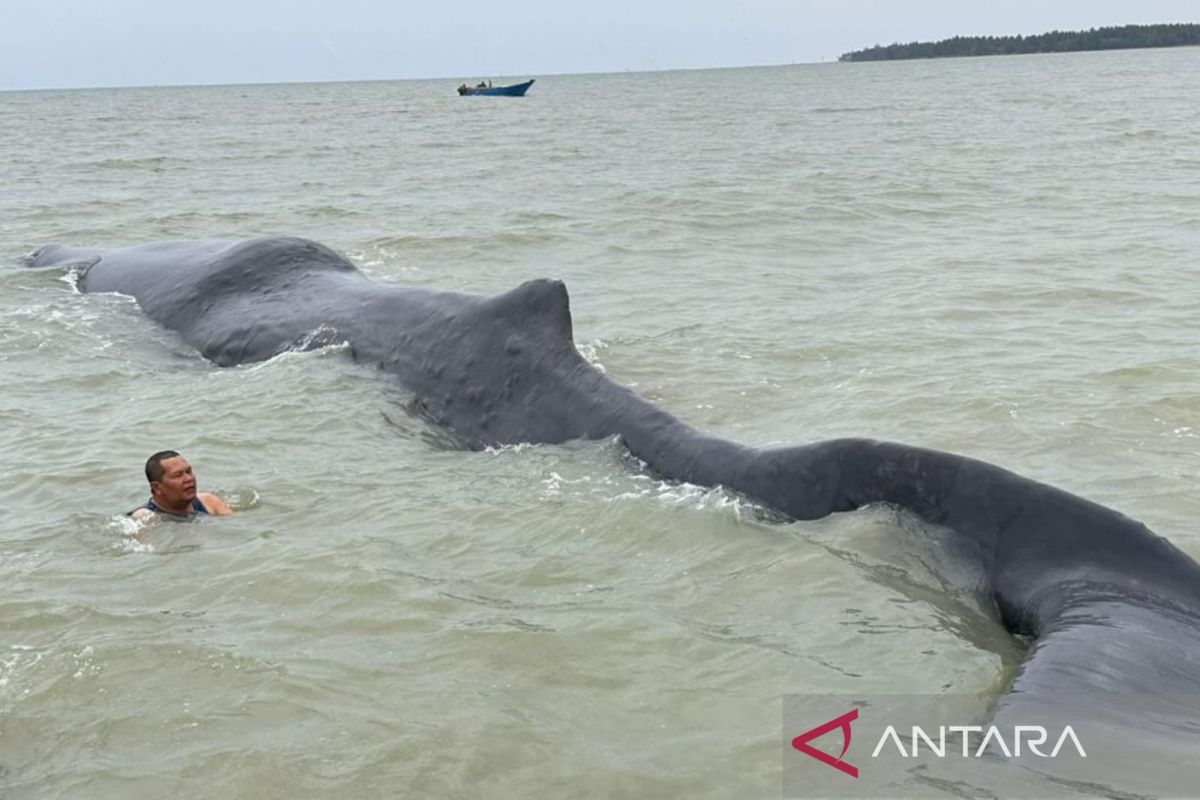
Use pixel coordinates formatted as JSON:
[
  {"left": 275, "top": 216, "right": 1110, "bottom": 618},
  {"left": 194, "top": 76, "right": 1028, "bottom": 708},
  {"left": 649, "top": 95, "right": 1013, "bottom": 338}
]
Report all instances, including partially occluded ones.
[
  {"left": 477, "top": 81, "right": 487, "bottom": 88},
  {"left": 129, "top": 450, "right": 233, "bottom": 519}
]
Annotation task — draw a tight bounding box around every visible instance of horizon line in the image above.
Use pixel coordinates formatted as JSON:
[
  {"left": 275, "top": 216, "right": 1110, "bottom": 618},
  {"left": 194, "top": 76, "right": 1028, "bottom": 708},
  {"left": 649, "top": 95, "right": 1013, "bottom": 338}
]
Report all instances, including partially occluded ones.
[{"left": 0, "top": 59, "right": 834, "bottom": 94}]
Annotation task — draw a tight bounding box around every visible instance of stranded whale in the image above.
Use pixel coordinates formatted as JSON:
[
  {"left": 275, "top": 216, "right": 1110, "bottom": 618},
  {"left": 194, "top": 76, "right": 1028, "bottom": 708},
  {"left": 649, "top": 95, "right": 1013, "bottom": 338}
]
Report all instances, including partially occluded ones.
[{"left": 27, "top": 236, "right": 1200, "bottom": 733}]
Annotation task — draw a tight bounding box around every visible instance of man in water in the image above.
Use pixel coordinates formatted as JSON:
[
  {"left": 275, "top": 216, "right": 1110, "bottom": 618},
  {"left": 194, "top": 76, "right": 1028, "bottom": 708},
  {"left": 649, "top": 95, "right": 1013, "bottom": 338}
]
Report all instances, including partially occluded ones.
[{"left": 130, "top": 450, "right": 233, "bottom": 519}]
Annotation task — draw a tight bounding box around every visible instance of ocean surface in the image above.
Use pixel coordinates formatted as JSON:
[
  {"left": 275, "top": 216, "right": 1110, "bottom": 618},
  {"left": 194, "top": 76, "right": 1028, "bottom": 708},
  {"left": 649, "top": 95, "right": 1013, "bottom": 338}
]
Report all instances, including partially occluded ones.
[{"left": 2, "top": 48, "right": 1199, "bottom": 798}]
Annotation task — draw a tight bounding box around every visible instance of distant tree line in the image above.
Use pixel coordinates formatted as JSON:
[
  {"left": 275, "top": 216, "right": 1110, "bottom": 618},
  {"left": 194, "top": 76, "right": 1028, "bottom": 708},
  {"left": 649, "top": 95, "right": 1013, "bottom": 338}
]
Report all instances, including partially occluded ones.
[{"left": 839, "top": 23, "right": 1200, "bottom": 62}]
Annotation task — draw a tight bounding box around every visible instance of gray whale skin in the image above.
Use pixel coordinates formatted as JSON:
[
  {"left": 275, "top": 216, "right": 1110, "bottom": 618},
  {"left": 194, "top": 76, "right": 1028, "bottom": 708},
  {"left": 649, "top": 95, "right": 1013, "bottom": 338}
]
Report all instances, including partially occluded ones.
[{"left": 28, "top": 235, "right": 1200, "bottom": 731}]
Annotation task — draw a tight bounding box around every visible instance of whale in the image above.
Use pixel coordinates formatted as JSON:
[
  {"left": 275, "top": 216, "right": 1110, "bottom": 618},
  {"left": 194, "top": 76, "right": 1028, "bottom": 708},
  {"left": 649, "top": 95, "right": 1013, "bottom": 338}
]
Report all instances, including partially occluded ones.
[{"left": 26, "top": 236, "right": 1200, "bottom": 745}]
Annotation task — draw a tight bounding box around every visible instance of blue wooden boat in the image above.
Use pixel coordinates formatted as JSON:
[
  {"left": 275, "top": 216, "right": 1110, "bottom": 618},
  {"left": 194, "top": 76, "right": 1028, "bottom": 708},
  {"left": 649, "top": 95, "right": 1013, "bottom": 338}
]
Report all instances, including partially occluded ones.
[{"left": 457, "top": 79, "right": 535, "bottom": 97}]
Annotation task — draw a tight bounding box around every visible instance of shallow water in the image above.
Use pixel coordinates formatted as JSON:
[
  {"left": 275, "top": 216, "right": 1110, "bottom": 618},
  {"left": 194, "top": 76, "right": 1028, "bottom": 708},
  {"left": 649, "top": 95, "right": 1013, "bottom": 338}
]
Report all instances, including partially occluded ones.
[{"left": 2, "top": 49, "right": 1199, "bottom": 797}]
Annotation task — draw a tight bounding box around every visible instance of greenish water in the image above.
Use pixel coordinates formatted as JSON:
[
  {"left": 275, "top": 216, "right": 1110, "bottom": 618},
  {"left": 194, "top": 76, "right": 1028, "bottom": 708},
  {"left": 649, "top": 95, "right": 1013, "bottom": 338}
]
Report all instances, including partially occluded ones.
[{"left": 2, "top": 49, "right": 1199, "bottom": 798}]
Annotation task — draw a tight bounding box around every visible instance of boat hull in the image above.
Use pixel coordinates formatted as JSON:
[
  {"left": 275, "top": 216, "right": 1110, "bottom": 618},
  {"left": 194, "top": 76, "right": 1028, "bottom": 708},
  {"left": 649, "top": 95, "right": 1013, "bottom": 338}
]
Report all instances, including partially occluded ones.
[{"left": 457, "top": 79, "right": 535, "bottom": 97}]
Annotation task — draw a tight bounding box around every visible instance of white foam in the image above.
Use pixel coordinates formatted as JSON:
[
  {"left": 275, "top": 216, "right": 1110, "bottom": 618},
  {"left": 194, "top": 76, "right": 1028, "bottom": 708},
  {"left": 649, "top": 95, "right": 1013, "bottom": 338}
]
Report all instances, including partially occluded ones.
[
  {"left": 539, "top": 455, "right": 762, "bottom": 521},
  {"left": 294, "top": 324, "right": 348, "bottom": 352},
  {"left": 577, "top": 340, "right": 607, "bottom": 372},
  {"left": 59, "top": 270, "right": 83, "bottom": 293},
  {"left": 484, "top": 442, "right": 537, "bottom": 455},
  {"left": 613, "top": 478, "right": 753, "bottom": 518},
  {"left": 107, "top": 514, "right": 156, "bottom": 553},
  {"left": 542, "top": 470, "right": 599, "bottom": 494},
  {"left": 241, "top": 335, "right": 351, "bottom": 372},
  {"left": 115, "top": 538, "right": 156, "bottom": 554},
  {"left": 72, "top": 645, "right": 96, "bottom": 679},
  {"left": 0, "top": 648, "right": 44, "bottom": 695},
  {"left": 223, "top": 489, "right": 261, "bottom": 509}
]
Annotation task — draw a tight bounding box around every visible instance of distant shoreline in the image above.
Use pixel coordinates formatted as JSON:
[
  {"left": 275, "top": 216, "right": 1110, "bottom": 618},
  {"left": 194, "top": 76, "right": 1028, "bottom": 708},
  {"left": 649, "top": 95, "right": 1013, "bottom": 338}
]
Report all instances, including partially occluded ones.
[{"left": 840, "top": 23, "right": 1200, "bottom": 62}]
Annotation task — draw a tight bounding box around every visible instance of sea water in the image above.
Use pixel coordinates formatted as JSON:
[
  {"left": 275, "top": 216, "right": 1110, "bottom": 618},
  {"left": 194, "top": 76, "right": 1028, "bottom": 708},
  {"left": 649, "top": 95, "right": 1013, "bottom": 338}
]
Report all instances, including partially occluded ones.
[{"left": 1, "top": 49, "right": 1199, "bottom": 797}]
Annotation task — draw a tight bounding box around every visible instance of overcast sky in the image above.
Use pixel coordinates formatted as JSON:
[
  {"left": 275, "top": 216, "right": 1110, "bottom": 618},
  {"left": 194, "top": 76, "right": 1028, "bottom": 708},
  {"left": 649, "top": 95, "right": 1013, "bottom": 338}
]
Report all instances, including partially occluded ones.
[{"left": 1, "top": 0, "right": 1195, "bottom": 90}]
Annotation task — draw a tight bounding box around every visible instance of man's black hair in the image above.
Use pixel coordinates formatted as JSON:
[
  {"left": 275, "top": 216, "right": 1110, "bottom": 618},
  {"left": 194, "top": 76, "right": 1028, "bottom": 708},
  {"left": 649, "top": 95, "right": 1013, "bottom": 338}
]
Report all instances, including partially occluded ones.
[{"left": 145, "top": 450, "right": 181, "bottom": 483}]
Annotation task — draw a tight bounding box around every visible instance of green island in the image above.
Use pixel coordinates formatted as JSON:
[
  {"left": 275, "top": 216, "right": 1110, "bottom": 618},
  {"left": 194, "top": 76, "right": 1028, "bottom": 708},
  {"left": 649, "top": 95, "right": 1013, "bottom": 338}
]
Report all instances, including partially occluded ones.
[{"left": 839, "top": 23, "right": 1200, "bottom": 62}]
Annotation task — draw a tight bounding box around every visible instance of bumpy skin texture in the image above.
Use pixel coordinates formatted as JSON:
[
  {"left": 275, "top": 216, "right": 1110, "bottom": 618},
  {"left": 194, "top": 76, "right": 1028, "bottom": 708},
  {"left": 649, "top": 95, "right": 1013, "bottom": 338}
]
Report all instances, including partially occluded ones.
[{"left": 29, "top": 236, "right": 1200, "bottom": 727}]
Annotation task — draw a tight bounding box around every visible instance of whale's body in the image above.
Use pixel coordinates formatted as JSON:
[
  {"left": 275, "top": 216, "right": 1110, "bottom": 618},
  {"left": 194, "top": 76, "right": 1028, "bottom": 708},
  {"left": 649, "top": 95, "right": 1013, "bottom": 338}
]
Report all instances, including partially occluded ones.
[{"left": 29, "top": 236, "right": 1200, "bottom": 735}]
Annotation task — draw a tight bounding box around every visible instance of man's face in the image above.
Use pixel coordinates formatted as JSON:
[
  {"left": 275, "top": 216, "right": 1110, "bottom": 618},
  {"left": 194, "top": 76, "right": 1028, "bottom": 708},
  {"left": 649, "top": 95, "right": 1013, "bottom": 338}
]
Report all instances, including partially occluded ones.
[{"left": 153, "top": 456, "right": 197, "bottom": 505}]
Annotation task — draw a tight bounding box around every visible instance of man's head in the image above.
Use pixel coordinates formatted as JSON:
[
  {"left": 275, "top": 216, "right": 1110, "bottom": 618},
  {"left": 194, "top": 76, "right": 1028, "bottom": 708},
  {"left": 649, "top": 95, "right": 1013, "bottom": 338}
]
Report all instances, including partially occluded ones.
[{"left": 145, "top": 450, "right": 197, "bottom": 508}]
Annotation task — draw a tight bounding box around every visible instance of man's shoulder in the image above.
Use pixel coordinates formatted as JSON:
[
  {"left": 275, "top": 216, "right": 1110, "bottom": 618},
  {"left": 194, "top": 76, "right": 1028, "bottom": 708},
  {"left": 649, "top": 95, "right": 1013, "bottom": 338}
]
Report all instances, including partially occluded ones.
[
  {"left": 198, "top": 492, "right": 233, "bottom": 515},
  {"left": 128, "top": 498, "right": 155, "bottom": 518}
]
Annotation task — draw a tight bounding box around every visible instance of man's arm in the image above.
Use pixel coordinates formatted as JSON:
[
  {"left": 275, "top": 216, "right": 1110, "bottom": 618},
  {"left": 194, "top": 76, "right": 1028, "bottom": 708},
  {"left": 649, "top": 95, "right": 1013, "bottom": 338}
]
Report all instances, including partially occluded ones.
[{"left": 198, "top": 492, "right": 234, "bottom": 515}]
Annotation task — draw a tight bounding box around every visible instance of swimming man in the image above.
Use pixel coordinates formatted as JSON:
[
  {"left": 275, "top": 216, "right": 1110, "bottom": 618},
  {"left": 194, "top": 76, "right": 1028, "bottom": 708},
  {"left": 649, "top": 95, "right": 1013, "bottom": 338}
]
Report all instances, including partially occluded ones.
[{"left": 130, "top": 450, "right": 233, "bottom": 519}]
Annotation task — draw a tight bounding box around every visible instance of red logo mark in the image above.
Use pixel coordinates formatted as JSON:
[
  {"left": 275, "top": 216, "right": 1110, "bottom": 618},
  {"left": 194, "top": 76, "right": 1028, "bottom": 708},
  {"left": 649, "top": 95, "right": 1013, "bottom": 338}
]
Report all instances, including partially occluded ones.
[{"left": 791, "top": 708, "right": 859, "bottom": 778}]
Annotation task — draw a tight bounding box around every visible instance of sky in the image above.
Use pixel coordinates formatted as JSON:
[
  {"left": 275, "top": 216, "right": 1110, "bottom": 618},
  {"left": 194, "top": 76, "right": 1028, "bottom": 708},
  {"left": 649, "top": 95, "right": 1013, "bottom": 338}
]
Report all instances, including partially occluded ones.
[{"left": 1, "top": 0, "right": 1196, "bottom": 91}]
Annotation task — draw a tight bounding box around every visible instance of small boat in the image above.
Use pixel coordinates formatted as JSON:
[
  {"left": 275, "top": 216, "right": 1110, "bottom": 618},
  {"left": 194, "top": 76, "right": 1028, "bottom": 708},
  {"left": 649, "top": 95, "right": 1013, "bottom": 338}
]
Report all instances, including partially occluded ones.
[{"left": 457, "top": 79, "right": 535, "bottom": 97}]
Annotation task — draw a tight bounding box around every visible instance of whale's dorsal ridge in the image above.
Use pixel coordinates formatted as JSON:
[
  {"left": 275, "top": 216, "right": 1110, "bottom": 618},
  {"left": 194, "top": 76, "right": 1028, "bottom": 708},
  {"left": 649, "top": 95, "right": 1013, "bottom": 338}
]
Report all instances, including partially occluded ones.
[
  {"left": 224, "top": 235, "right": 360, "bottom": 276},
  {"left": 491, "top": 278, "right": 574, "bottom": 344}
]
